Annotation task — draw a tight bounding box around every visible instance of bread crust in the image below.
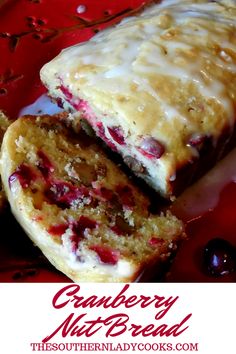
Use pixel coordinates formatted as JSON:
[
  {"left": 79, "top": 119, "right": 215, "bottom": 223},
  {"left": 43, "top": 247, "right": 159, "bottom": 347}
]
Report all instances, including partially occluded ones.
[
  {"left": 0, "top": 111, "right": 11, "bottom": 211},
  {"left": 41, "top": 0, "right": 236, "bottom": 197}
]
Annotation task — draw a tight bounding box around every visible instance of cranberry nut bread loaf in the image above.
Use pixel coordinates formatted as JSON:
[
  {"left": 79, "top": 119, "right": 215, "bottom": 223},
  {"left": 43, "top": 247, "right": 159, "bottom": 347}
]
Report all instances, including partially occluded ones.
[
  {"left": 0, "top": 114, "right": 185, "bottom": 282},
  {"left": 0, "top": 111, "right": 11, "bottom": 211},
  {"left": 41, "top": 0, "right": 236, "bottom": 198}
]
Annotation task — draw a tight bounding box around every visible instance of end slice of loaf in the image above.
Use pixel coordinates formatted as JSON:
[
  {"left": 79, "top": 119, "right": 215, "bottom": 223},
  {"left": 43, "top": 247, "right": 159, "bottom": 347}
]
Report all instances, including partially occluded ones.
[
  {"left": 40, "top": 0, "right": 236, "bottom": 198},
  {"left": 0, "top": 113, "right": 185, "bottom": 282}
]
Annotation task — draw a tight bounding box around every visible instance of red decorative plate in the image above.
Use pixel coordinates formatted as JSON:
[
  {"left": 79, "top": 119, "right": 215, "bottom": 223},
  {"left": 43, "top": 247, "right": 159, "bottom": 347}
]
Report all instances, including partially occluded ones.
[{"left": 0, "top": 0, "right": 236, "bottom": 282}]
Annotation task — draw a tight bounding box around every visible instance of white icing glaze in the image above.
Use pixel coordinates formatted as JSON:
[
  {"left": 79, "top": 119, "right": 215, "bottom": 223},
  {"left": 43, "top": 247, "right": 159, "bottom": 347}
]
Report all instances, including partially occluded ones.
[
  {"left": 56, "top": 0, "right": 236, "bottom": 131},
  {"left": 40, "top": 0, "right": 236, "bottom": 198}
]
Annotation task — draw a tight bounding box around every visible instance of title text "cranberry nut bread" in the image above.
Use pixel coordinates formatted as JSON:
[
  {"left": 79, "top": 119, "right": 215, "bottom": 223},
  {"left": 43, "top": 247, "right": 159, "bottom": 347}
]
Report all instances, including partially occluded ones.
[
  {"left": 41, "top": 0, "right": 236, "bottom": 198},
  {"left": 0, "top": 114, "right": 185, "bottom": 282}
]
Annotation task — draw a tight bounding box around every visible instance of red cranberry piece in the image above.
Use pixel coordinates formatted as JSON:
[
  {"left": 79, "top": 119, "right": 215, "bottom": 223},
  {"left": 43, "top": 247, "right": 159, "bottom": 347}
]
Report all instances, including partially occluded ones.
[
  {"left": 37, "top": 150, "right": 54, "bottom": 178},
  {"left": 204, "top": 238, "right": 236, "bottom": 277},
  {"left": 90, "top": 245, "right": 120, "bottom": 265},
  {"left": 188, "top": 134, "right": 207, "bottom": 148},
  {"left": 47, "top": 223, "right": 68, "bottom": 236},
  {"left": 56, "top": 97, "right": 64, "bottom": 109},
  {"left": 72, "top": 215, "right": 97, "bottom": 236},
  {"left": 70, "top": 216, "right": 97, "bottom": 252},
  {"left": 45, "top": 180, "right": 90, "bottom": 209},
  {"left": 97, "top": 122, "right": 106, "bottom": 138},
  {"left": 107, "top": 126, "right": 125, "bottom": 145},
  {"left": 72, "top": 100, "right": 97, "bottom": 124},
  {"left": 59, "top": 85, "right": 73, "bottom": 101},
  {"left": 70, "top": 233, "right": 83, "bottom": 253},
  {"left": 72, "top": 99, "right": 89, "bottom": 112},
  {"left": 110, "top": 225, "right": 124, "bottom": 236},
  {"left": 116, "top": 185, "right": 135, "bottom": 208},
  {"left": 93, "top": 186, "right": 124, "bottom": 212},
  {"left": 138, "top": 137, "right": 165, "bottom": 159},
  {"left": 93, "top": 186, "right": 115, "bottom": 202},
  {"left": 148, "top": 237, "right": 164, "bottom": 247},
  {"left": 9, "top": 163, "right": 37, "bottom": 189},
  {"left": 96, "top": 122, "right": 117, "bottom": 151}
]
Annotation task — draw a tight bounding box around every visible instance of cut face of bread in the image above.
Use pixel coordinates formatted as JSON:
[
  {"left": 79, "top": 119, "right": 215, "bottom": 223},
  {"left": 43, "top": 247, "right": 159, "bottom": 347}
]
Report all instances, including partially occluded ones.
[
  {"left": 0, "top": 111, "right": 11, "bottom": 211},
  {"left": 0, "top": 114, "right": 184, "bottom": 282},
  {"left": 40, "top": 0, "right": 236, "bottom": 198}
]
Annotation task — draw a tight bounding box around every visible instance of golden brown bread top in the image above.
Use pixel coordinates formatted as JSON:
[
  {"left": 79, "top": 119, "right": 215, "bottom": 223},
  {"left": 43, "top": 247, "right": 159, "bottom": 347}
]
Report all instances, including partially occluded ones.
[{"left": 41, "top": 0, "right": 236, "bottom": 170}]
